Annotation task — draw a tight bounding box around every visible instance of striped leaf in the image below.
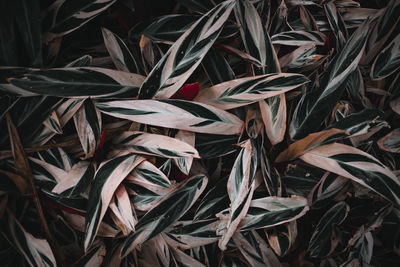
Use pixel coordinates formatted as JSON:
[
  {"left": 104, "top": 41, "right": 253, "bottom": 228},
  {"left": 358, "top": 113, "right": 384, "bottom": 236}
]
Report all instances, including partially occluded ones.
[
  {"left": 138, "top": 0, "right": 235, "bottom": 99},
  {"left": 97, "top": 99, "right": 244, "bottom": 135},
  {"left": 371, "top": 34, "right": 400, "bottom": 80},
  {"left": 299, "top": 5, "right": 319, "bottom": 31},
  {"left": 130, "top": 15, "right": 197, "bottom": 44},
  {"left": 279, "top": 44, "right": 323, "bottom": 69},
  {"left": 309, "top": 202, "right": 349, "bottom": 258},
  {"left": 111, "top": 131, "right": 199, "bottom": 159},
  {"left": 43, "top": 0, "right": 117, "bottom": 42},
  {"left": 171, "top": 247, "right": 205, "bottom": 267},
  {"left": 271, "top": 30, "right": 326, "bottom": 46},
  {"left": 66, "top": 55, "right": 92, "bottom": 67},
  {"left": 265, "top": 222, "right": 297, "bottom": 257},
  {"left": 121, "top": 174, "right": 208, "bottom": 257},
  {"left": 125, "top": 160, "right": 171, "bottom": 211},
  {"left": 109, "top": 184, "right": 136, "bottom": 235},
  {"left": 300, "top": 143, "right": 400, "bottom": 205},
  {"left": 7, "top": 213, "right": 56, "bottom": 267},
  {"left": 173, "top": 131, "right": 196, "bottom": 174},
  {"left": 378, "top": 128, "right": 400, "bottom": 153},
  {"left": 324, "top": 1, "right": 348, "bottom": 50},
  {"left": 195, "top": 133, "right": 239, "bottom": 158},
  {"left": 164, "top": 218, "right": 221, "bottom": 250},
  {"left": 9, "top": 67, "right": 145, "bottom": 98},
  {"left": 73, "top": 99, "right": 102, "bottom": 157},
  {"left": 202, "top": 47, "right": 235, "bottom": 85},
  {"left": 308, "top": 172, "right": 349, "bottom": 209},
  {"left": 245, "top": 105, "right": 263, "bottom": 139},
  {"left": 194, "top": 73, "right": 309, "bottom": 110},
  {"left": 361, "top": 0, "right": 400, "bottom": 64},
  {"left": 218, "top": 140, "right": 258, "bottom": 250},
  {"left": 43, "top": 111, "right": 62, "bottom": 134},
  {"left": 238, "top": 196, "right": 309, "bottom": 231},
  {"left": 137, "top": 235, "right": 178, "bottom": 267},
  {"left": 101, "top": 27, "right": 140, "bottom": 73},
  {"left": 84, "top": 154, "right": 144, "bottom": 251},
  {"left": 259, "top": 94, "right": 287, "bottom": 145},
  {"left": 232, "top": 230, "right": 282, "bottom": 267},
  {"left": 289, "top": 19, "right": 370, "bottom": 139},
  {"left": 0, "top": 170, "right": 28, "bottom": 194},
  {"left": 261, "top": 147, "right": 282, "bottom": 196}
]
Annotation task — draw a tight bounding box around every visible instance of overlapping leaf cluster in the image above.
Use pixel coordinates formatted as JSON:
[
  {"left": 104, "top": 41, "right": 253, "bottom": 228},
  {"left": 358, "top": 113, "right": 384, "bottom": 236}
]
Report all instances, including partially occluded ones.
[{"left": 0, "top": 0, "right": 400, "bottom": 266}]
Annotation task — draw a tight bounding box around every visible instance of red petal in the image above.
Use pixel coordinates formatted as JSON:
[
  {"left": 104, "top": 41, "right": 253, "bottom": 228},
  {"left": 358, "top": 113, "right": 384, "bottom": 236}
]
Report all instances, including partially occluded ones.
[{"left": 171, "top": 82, "right": 200, "bottom": 100}]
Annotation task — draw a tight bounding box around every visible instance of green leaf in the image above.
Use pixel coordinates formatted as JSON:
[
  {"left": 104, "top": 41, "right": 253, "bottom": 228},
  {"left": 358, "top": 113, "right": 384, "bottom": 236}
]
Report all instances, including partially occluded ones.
[
  {"left": 9, "top": 67, "right": 145, "bottom": 98},
  {"left": 84, "top": 153, "right": 144, "bottom": 251},
  {"left": 378, "top": 128, "right": 400, "bottom": 153},
  {"left": 43, "top": 0, "right": 117, "bottom": 42},
  {"left": 121, "top": 174, "right": 208, "bottom": 257},
  {"left": 265, "top": 222, "right": 297, "bottom": 257},
  {"left": 109, "top": 184, "right": 137, "bottom": 235},
  {"left": 138, "top": 0, "right": 235, "bottom": 99},
  {"left": 102, "top": 27, "right": 140, "bottom": 73},
  {"left": 300, "top": 143, "right": 400, "bottom": 205},
  {"left": 97, "top": 99, "right": 244, "bottom": 135},
  {"left": 72, "top": 241, "right": 106, "bottom": 267},
  {"left": 194, "top": 73, "right": 309, "bottom": 110},
  {"left": 371, "top": 34, "right": 400, "bottom": 80},
  {"left": 202, "top": 47, "right": 235, "bottom": 85},
  {"left": 324, "top": 1, "right": 348, "bottom": 50},
  {"left": 308, "top": 201, "right": 349, "bottom": 258},
  {"left": 289, "top": 18, "right": 370, "bottom": 139}
]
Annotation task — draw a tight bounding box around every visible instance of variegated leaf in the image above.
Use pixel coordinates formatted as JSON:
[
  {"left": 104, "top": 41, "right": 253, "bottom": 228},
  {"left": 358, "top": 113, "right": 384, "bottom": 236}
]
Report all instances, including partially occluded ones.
[
  {"left": 261, "top": 147, "right": 282, "bottom": 196},
  {"left": 218, "top": 139, "right": 257, "bottom": 250},
  {"left": 271, "top": 30, "right": 326, "bottom": 46},
  {"left": 309, "top": 202, "right": 349, "bottom": 258},
  {"left": 289, "top": 19, "right": 370, "bottom": 139},
  {"left": 324, "top": 1, "right": 348, "bottom": 50},
  {"left": 194, "top": 73, "right": 309, "bottom": 110},
  {"left": 97, "top": 100, "right": 244, "bottom": 135},
  {"left": 64, "top": 212, "right": 120, "bottom": 238},
  {"left": 102, "top": 27, "right": 140, "bottom": 73},
  {"left": 173, "top": 130, "right": 196, "bottom": 174},
  {"left": 7, "top": 212, "right": 56, "bottom": 267},
  {"left": 238, "top": 196, "right": 309, "bottom": 231},
  {"left": 300, "top": 143, "right": 400, "bottom": 205},
  {"left": 111, "top": 131, "right": 199, "bottom": 159},
  {"left": 43, "top": 0, "right": 117, "bottom": 42},
  {"left": 121, "top": 174, "right": 208, "bottom": 257},
  {"left": 0, "top": 170, "right": 28, "bottom": 194},
  {"left": 73, "top": 99, "right": 102, "bottom": 157},
  {"left": 138, "top": 0, "right": 235, "bottom": 99},
  {"left": 84, "top": 154, "right": 144, "bottom": 251},
  {"left": 171, "top": 247, "right": 206, "bottom": 267},
  {"left": 245, "top": 105, "right": 263, "bottom": 139},
  {"left": 299, "top": 5, "right": 319, "bottom": 31},
  {"left": 232, "top": 230, "right": 282, "bottom": 267},
  {"left": 164, "top": 218, "right": 220, "bottom": 250},
  {"left": 279, "top": 44, "right": 322, "bottom": 69},
  {"left": 9, "top": 67, "right": 145, "bottom": 98},
  {"left": 378, "top": 128, "right": 400, "bottom": 153},
  {"left": 66, "top": 55, "right": 92, "bottom": 67},
  {"left": 125, "top": 160, "right": 172, "bottom": 211},
  {"left": 72, "top": 241, "right": 106, "bottom": 267},
  {"left": 42, "top": 111, "right": 62, "bottom": 134},
  {"left": 137, "top": 235, "right": 178, "bottom": 267},
  {"left": 265, "top": 221, "right": 297, "bottom": 257},
  {"left": 371, "top": 34, "right": 400, "bottom": 80},
  {"left": 202, "top": 47, "right": 235, "bottom": 85},
  {"left": 259, "top": 94, "right": 287, "bottom": 145},
  {"left": 109, "top": 184, "right": 136, "bottom": 235}
]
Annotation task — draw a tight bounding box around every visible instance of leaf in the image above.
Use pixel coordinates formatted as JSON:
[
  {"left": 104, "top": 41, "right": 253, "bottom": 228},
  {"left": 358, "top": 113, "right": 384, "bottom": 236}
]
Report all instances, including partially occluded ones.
[
  {"left": 232, "top": 230, "right": 282, "bottom": 267},
  {"left": 279, "top": 44, "right": 322, "bottom": 69},
  {"left": 265, "top": 222, "right": 297, "bottom": 257},
  {"left": 72, "top": 241, "right": 106, "bottom": 267},
  {"left": 173, "top": 130, "right": 196, "bottom": 174},
  {"left": 271, "top": 30, "right": 326, "bottom": 46},
  {"left": 259, "top": 94, "right": 287, "bottom": 145},
  {"left": 43, "top": 111, "right": 62, "bottom": 134},
  {"left": 218, "top": 139, "right": 258, "bottom": 250},
  {"left": 43, "top": 0, "right": 117, "bottom": 42},
  {"left": 6, "top": 212, "right": 57, "bottom": 267},
  {"left": 275, "top": 128, "right": 348, "bottom": 163},
  {"left": 260, "top": 147, "right": 282, "bottom": 196},
  {"left": 84, "top": 153, "right": 144, "bottom": 251},
  {"left": 137, "top": 235, "right": 178, "bottom": 266},
  {"left": 202, "top": 47, "right": 235, "bottom": 85},
  {"left": 101, "top": 27, "right": 140, "bottom": 73},
  {"left": 238, "top": 196, "right": 309, "bottom": 231},
  {"left": 309, "top": 202, "right": 349, "bottom": 258},
  {"left": 109, "top": 184, "right": 136, "bottom": 235},
  {"left": 194, "top": 73, "right": 309, "bottom": 110},
  {"left": 289, "top": 18, "right": 370, "bottom": 139},
  {"left": 371, "top": 34, "right": 400, "bottom": 80},
  {"left": 300, "top": 143, "right": 400, "bottom": 205},
  {"left": 0, "top": 170, "right": 28, "bottom": 194},
  {"left": 164, "top": 218, "right": 221, "bottom": 250},
  {"left": 175, "top": 0, "right": 214, "bottom": 13},
  {"left": 111, "top": 131, "right": 199, "bottom": 159},
  {"left": 171, "top": 247, "right": 206, "bottom": 267},
  {"left": 195, "top": 133, "right": 239, "bottom": 158},
  {"left": 138, "top": 0, "right": 235, "bottom": 99},
  {"left": 73, "top": 99, "right": 102, "bottom": 157},
  {"left": 9, "top": 67, "right": 145, "bottom": 98},
  {"left": 97, "top": 99, "right": 244, "bottom": 135},
  {"left": 324, "top": 1, "right": 348, "bottom": 50},
  {"left": 121, "top": 174, "right": 208, "bottom": 257},
  {"left": 378, "top": 128, "right": 400, "bottom": 153}
]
